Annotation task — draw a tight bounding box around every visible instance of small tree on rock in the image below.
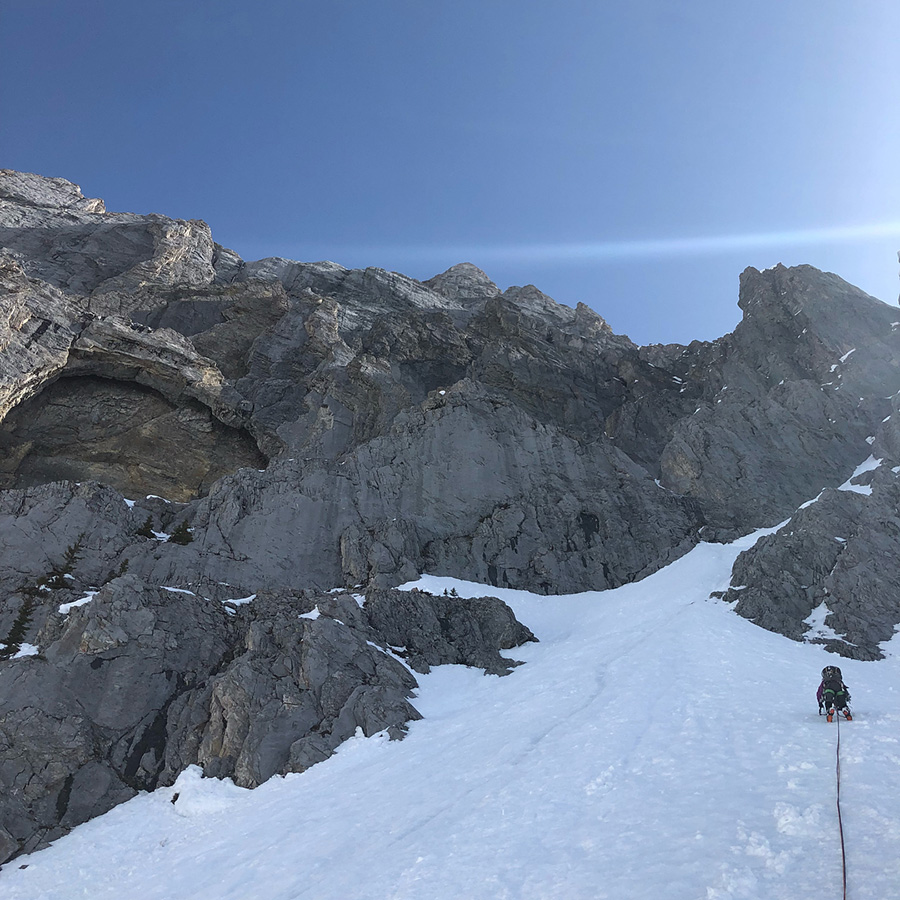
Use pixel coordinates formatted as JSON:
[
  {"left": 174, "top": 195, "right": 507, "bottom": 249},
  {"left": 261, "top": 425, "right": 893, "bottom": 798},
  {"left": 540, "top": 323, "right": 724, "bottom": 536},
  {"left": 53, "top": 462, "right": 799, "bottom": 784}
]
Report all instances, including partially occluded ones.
[
  {"left": 45, "top": 535, "right": 85, "bottom": 589},
  {"left": 0, "top": 590, "right": 37, "bottom": 660},
  {"left": 169, "top": 521, "right": 194, "bottom": 545},
  {"left": 104, "top": 558, "right": 130, "bottom": 584}
]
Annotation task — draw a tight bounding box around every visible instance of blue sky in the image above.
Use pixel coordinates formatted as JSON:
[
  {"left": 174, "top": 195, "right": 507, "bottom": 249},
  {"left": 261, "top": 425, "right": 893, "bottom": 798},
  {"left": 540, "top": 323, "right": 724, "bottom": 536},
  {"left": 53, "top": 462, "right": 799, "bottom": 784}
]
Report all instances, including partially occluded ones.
[{"left": 2, "top": 0, "right": 899, "bottom": 344}]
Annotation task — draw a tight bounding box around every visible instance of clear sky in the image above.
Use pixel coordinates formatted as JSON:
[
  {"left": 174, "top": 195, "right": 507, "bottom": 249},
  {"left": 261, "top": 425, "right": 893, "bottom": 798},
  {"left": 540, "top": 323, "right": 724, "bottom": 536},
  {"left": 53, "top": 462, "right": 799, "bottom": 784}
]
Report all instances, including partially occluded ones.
[{"left": 2, "top": 0, "right": 899, "bottom": 345}]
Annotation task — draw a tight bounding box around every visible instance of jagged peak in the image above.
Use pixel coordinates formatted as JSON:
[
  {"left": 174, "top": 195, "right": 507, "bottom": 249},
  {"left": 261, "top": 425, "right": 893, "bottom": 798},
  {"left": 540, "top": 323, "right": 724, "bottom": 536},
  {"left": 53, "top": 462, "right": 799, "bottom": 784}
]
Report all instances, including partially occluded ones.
[
  {"left": 424, "top": 262, "right": 500, "bottom": 304},
  {"left": 737, "top": 262, "right": 899, "bottom": 346},
  {"left": 500, "top": 283, "right": 570, "bottom": 321},
  {"left": 739, "top": 262, "right": 891, "bottom": 311}
]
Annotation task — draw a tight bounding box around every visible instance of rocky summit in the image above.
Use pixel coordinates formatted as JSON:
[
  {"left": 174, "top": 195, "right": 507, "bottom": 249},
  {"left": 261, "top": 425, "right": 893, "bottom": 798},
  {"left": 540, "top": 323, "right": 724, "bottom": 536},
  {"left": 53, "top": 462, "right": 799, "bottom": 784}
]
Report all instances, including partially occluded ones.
[{"left": 2, "top": 169, "right": 900, "bottom": 863}]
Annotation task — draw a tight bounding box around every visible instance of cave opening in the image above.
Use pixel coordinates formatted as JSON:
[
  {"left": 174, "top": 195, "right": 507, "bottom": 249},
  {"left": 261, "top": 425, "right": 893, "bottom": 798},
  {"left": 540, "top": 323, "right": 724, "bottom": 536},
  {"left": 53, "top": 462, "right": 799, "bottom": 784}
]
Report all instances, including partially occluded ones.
[{"left": 0, "top": 375, "right": 267, "bottom": 501}]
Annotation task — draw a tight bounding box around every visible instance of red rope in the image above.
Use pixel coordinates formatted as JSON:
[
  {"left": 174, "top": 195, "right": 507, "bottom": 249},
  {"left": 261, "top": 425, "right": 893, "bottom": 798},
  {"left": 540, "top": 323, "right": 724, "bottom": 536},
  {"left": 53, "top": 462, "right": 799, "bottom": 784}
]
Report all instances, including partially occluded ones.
[{"left": 835, "top": 713, "right": 847, "bottom": 900}]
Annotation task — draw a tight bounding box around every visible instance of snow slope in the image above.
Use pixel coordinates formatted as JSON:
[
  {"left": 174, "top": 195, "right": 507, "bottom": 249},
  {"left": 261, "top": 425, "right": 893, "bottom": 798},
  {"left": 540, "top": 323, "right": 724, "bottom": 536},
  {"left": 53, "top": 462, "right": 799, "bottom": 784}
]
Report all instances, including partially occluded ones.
[{"left": 4, "top": 531, "right": 900, "bottom": 900}]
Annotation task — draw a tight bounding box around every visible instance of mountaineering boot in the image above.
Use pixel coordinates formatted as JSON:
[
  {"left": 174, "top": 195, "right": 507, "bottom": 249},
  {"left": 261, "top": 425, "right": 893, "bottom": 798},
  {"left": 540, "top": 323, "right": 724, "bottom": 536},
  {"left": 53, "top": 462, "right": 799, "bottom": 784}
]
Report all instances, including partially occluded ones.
[
  {"left": 843, "top": 709, "right": 852, "bottom": 721},
  {"left": 826, "top": 709, "right": 834, "bottom": 722}
]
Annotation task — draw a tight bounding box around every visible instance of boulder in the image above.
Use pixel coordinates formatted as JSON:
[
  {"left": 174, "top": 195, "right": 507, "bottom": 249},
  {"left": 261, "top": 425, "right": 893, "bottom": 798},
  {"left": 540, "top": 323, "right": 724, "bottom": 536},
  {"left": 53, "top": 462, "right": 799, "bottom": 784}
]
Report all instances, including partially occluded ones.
[{"left": 364, "top": 587, "right": 537, "bottom": 675}]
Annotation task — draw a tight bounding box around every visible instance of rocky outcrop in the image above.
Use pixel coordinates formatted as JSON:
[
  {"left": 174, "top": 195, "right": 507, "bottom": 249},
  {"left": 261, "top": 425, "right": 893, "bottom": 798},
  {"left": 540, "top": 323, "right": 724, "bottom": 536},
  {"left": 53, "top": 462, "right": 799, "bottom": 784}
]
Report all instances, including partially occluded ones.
[
  {"left": 160, "top": 589, "right": 422, "bottom": 789},
  {"left": 716, "top": 389, "right": 900, "bottom": 660},
  {"left": 0, "top": 170, "right": 107, "bottom": 215},
  {"left": 0, "top": 570, "right": 534, "bottom": 862},
  {"left": 0, "top": 253, "right": 82, "bottom": 421}
]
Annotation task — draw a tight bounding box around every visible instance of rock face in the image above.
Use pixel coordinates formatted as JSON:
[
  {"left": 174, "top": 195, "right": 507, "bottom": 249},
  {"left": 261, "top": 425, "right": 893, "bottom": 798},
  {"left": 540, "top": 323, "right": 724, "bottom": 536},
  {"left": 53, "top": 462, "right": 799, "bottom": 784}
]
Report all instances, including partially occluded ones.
[
  {"left": 716, "top": 391, "right": 900, "bottom": 661},
  {"left": 2, "top": 169, "right": 900, "bottom": 861},
  {"left": 0, "top": 575, "right": 232, "bottom": 861},
  {"left": 652, "top": 265, "right": 900, "bottom": 524}
]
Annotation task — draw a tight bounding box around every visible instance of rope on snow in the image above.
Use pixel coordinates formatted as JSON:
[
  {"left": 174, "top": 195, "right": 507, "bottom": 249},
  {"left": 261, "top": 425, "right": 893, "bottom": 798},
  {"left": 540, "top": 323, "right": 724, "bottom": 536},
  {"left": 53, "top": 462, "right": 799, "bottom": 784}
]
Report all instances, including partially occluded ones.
[{"left": 835, "top": 712, "right": 848, "bottom": 900}]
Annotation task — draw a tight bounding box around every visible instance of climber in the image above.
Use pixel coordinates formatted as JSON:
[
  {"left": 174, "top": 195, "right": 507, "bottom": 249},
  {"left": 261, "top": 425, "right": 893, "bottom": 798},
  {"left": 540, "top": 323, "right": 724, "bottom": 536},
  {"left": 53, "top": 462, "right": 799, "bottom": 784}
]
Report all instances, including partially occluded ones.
[{"left": 817, "top": 665, "right": 852, "bottom": 722}]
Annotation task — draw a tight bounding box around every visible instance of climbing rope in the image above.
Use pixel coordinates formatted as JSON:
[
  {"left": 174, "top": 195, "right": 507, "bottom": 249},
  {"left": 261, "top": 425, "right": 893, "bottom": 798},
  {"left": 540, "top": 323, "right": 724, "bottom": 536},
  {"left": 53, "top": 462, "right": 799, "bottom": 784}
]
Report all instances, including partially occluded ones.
[{"left": 835, "top": 712, "right": 848, "bottom": 900}]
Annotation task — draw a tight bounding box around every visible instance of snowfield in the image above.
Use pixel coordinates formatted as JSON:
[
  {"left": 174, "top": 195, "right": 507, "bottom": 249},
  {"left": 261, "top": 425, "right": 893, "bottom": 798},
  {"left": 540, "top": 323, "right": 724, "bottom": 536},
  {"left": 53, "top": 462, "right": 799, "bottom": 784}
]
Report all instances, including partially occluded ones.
[{"left": 4, "top": 530, "right": 900, "bottom": 899}]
